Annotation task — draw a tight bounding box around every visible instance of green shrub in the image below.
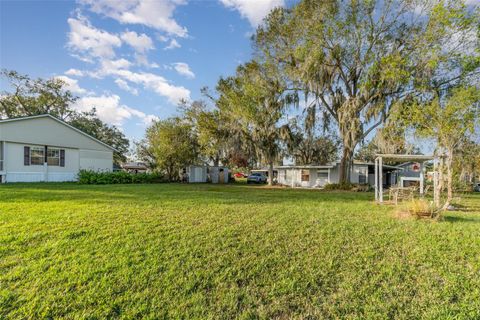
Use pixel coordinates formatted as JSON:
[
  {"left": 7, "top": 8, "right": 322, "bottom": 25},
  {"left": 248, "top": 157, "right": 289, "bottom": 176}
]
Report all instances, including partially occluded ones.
[
  {"left": 78, "top": 170, "right": 165, "bottom": 184},
  {"left": 323, "top": 183, "right": 371, "bottom": 191},
  {"left": 324, "top": 182, "right": 354, "bottom": 191}
]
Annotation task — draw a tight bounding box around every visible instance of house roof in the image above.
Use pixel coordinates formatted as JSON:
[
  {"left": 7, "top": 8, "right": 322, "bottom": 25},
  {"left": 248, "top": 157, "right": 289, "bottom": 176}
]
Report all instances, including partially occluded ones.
[
  {"left": 0, "top": 114, "right": 116, "bottom": 151},
  {"left": 375, "top": 154, "right": 436, "bottom": 161},
  {"left": 122, "top": 162, "right": 147, "bottom": 169},
  {"left": 275, "top": 165, "right": 335, "bottom": 169},
  {"left": 276, "top": 161, "right": 402, "bottom": 170}
]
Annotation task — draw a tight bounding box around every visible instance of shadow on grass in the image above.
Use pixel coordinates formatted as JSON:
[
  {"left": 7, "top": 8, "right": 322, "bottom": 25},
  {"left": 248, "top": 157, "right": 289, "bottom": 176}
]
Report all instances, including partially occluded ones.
[
  {"left": 442, "top": 215, "right": 480, "bottom": 224},
  {"left": 450, "top": 202, "right": 480, "bottom": 213},
  {"left": 0, "top": 183, "right": 374, "bottom": 206}
]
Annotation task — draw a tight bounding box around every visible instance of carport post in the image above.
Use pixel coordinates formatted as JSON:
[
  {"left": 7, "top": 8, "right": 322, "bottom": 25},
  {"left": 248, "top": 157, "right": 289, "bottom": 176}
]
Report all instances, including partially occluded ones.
[
  {"left": 420, "top": 162, "right": 424, "bottom": 196},
  {"left": 433, "top": 157, "right": 440, "bottom": 208}
]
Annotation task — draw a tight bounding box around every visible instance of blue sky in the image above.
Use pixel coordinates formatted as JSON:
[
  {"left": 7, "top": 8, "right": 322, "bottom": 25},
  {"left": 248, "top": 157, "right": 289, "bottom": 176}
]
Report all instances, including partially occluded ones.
[{"left": 0, "top": 0, "right": 286, "bottom": 141}]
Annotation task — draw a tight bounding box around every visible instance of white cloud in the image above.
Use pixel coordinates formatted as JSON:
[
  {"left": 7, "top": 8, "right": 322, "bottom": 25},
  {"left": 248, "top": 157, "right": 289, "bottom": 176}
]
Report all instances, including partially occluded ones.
[
  {"left": 73, "top": 57, "right": 189, "bottom": 103},
  {"left": 172, "top": 62, "right": 195, "bottom": 79},
  {"left": 164, "top": 39, "right": 181, "bottom": 50},
  {"left": 113, "top": 69, "right": 190, "bottom": 104},
  {"left": 72, "top": 94, "right": 158, "bottom": 126},
  {"left": 156, "top": 34, "right": 169, "bottom": 42},
  {"left": 55, "top": 75, "right": 89, "bottom": 95},
  {"left": 115, "top": 79, "right": 139, "bottom": 95},
  {"left": 65, "top": 10, "right": 189, "bottom": 106},
  {"left": 219, "top": 0, "right": 284, "bottom": 27},
  {"left": 93, "top": 58, "right": 132, "bottom": 77},
  {"left": 80, "top": 0, "right": 188, "bottom": 37},
  {"left": 120, "top": 30, "right": 154, "bottom": 53},
  {"left": 65, "top": 68, "right": 85, "bottom": 77},
  {"left": 67, "top": 13, "right": 121, "bottom": 60},
  {"left": 87, "top": 58, "right": 189, "bottom": 103},
  {"left": 134, "top": 53, "right": 159, "bottom": 68}
]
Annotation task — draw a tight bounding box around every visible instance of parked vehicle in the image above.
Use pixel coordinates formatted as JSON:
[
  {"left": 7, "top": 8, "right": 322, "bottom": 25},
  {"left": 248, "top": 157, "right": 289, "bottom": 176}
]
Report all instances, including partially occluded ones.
[
  {"left": 234, "top": 172, "right": 247, "bottom": 178},
  {"left": 474, "top": 183, "right": 480, "bottom": 192},
  {"left": 247, "top": 172, "right": 267, "bottom": 184}
]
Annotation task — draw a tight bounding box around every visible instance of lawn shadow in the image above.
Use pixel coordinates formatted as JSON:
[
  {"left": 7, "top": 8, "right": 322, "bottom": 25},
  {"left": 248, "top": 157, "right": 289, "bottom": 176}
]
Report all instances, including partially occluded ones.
[
  {"left": 449, "top": 203, "right": 480, "bottom": 213},
  {"left": 0, "top": 183, "right": 374, "bottom": 206},
  {"left": 442, "top": 215, "right": 480, "bottom": 224}
]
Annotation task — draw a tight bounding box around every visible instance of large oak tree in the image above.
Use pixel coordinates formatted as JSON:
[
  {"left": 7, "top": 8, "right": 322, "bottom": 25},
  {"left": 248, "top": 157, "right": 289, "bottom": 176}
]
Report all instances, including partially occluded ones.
[{"left": 255, "top": 0, "right": 479, "bottom": 183}]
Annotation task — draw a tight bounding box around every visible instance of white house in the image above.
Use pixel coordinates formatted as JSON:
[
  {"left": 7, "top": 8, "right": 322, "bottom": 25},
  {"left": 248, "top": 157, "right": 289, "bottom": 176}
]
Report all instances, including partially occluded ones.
[
  {"left": 275, "top": 161, "right": 400, "bottom": 188},
  {"left": 0, "top": 114, "right": 115, "bottom": 183}
]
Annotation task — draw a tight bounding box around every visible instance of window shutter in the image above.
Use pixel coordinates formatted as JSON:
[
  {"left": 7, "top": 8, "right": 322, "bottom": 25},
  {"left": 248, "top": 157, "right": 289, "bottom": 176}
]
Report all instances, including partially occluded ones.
[
  {"left": 24, "top": 146, "right": 30, "bottom": 166},
  {"left": 60, "top": 149, "right": 65, "bottom": 167}
]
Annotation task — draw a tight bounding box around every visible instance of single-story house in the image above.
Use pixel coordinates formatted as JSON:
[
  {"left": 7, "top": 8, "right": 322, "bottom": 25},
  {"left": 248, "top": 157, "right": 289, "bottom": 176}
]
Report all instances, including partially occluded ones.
[
  {"left": 275, "top": 161, "right": 401, "bottom": 188},
  {"left": 122, "top": 161, "right": 148, "bottom": 174},
  {"left": 0, "top": 114, "right": 115, "bottom": 183}
]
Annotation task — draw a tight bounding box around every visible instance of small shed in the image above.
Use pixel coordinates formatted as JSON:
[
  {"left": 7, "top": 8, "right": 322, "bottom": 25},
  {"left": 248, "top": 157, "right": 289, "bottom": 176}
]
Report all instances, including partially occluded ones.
[
  {"left": 186, "top": 165, "right": 208, "bottom": 183},
  {"left": 210, "top": 166, "right": 229, "bottom": 184}
]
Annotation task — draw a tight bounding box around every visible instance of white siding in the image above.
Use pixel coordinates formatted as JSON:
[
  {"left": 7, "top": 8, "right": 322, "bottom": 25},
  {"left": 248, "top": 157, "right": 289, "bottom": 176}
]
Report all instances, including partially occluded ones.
[
  {"left": 277, "top": 168, "right": 331, "bottom": 188},
  {"left": 3, "top": 142, "right": 79, "bottom": 182},
  {"left": 276, "top": 164, "right": 379, "bottom": 188},
  {"left": 0, "top": 115, "right": 114, "bottom": 182},
  {"left": 79, "top": 150, "right": 113, "bottom": 172},
  {"left": 329, "top": 166, "right": 340, "bottom": 184},
  {"left": 0, "top": 116, "right": 111, "bottom": 152}
]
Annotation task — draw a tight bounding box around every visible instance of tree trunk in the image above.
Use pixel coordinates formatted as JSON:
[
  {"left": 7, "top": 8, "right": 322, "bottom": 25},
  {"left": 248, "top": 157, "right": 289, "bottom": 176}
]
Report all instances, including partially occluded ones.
[
  {"left": 268, "top": 161, "right": 274, "bottom": 186},
  {"left": 339, "top": 145, "right": 354, "bottom": 184},
  {"left": 443, "top": 150, "right": 454, "bottom": 209},
  {"left": 337, "top": 107, "right": 362, "bottom": 185},
  {"left": 438, "top": 156, "right": 444, "bottom": 194}
]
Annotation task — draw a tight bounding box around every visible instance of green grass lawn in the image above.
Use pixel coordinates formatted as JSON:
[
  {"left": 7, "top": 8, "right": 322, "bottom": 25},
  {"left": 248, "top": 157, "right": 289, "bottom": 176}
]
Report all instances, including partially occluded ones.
[{"left": 1, "top": 183, "right": 480, "bottom": 319}]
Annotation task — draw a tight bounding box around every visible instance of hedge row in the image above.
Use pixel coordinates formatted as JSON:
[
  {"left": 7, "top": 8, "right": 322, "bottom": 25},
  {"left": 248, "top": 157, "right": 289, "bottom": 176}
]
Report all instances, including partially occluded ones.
[
  {"left": 324, "top": 183, "right": 371, "bottom": 192},
  {"left": 78, "top": 170, "right": 166, "bottom": 184}
]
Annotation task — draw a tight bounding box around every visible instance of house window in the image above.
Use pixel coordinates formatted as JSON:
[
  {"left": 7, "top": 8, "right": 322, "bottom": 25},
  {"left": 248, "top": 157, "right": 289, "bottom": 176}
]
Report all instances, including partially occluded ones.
[
  {"left": 30, "top": 147, "right": 44, "bottom": 165},
  {"left": 301, "top": 169, "right": 310, "bottom": 182},
  {"left": 47, "top": 148, "right": 60, "bottom": 166},
  {"left": 317, "top": 171, "right": 329, "bottom": 180}
]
